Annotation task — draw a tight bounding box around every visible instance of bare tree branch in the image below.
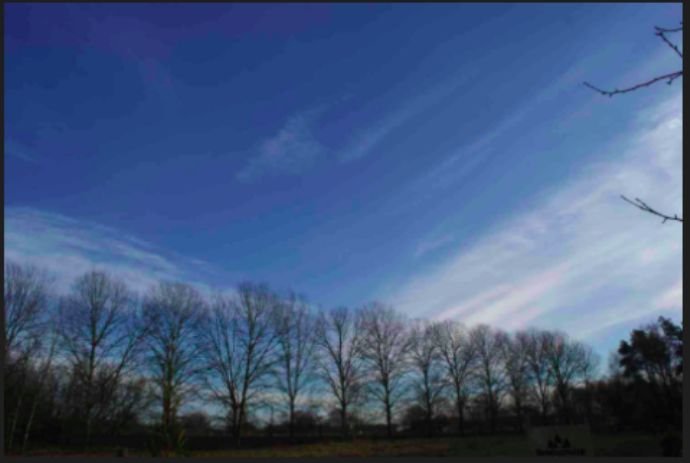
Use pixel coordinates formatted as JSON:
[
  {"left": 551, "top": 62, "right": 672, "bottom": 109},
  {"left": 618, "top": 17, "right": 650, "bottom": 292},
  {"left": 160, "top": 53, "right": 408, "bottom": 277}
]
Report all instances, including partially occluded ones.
[
  {"left": 654, "top": 23, "right": 683, "bottom": 34},
  {"left": 621, "top": 195, "right": 683, "bottom": 224},
  {"left": 655, "top": 27, "right": 683, "bottom": 58},
  {"left": 584, "top": 23, "right": 682, "bottom": 98},
  {"left": 583, "top": 71, "right": 682, "bottom": 97}
]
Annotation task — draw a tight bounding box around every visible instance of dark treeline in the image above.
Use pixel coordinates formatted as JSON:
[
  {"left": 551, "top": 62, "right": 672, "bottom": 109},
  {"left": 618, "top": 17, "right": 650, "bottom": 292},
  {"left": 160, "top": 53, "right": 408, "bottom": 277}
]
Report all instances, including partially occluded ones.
[{"left": 3, "top": 261, "right": 683, "bottom": 455}]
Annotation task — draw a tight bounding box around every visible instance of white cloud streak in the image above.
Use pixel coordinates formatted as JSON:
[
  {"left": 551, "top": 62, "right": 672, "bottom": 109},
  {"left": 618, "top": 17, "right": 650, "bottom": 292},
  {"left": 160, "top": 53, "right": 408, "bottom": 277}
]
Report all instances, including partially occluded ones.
[
  {"left": 4, "top": 208, "right": 228, "bottom": 297},
  {"left": 236, "top": 111, "right": 325, "bottom": 182},
  {"left": 414, "top": 233, "right": 455, "bottom": 259},
  {"left": 339, "top": 76, "right": 475, "bottom": 163}
]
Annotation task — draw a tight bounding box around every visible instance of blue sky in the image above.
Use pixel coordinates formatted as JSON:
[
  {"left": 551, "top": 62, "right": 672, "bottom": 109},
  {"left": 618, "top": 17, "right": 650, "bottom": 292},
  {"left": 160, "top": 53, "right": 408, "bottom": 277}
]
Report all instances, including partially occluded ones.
[{"left": 4, "top": 3, "right": 683, "bottom": 365}]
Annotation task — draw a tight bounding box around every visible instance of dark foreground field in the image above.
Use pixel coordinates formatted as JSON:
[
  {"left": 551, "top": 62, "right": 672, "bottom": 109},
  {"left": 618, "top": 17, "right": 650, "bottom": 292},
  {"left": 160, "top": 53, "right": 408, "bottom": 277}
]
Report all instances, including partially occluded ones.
[{"left": 16, "top": 433, "right": 671, "bottom": 457}]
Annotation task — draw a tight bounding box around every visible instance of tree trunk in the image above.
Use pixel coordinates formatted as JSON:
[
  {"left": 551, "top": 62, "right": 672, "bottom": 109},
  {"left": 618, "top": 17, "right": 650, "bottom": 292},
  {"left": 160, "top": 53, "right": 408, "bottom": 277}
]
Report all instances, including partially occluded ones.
[
  {"left": 425, "top": 397, "right": 433, "bottom": 438},
  {"left": 162, "top": 387, "right": 172, "bottom": 439},
  {"left": 85, "top": 347, "right": 96, "bottom": 447},
  {"left": 483, "top": 402, "right": 489, "bottom": 433},
  {"left": 233, "top": 423, "right": 242, "bottom": 447},
  {"left": 7, "top": 357, "right": 33, "bottom": 452},
  {"left": 21, "top": 390, "right": 40, "bottom": 454},
  {"left": 458, "top": 406, "right": 465, "bottom": 436},
  {"left": 85, "top": 411, "right": 93, "bottom": 448},
  {"left": 340, "top": 404, "right": 348, "bottom": 439},
  {"left": 234, "top": 403, "right": 244, "bottom": 447},
  {"left": 583, "top": 383, "right": 593, "bottom": 426},
  {"left": 289, "top": 401, "right": 295, "bottom": 439},
  {"left": 383, "top": 399, "right": 393, "bottom": 438},
  {"left": 558, "top": 385, "right": 570, "bottom": 424},
  {"left": 7, "top": 392, "right": 25, "bottom": 452},
  {"left": 385, "top": 404, "right": 393, "bottom": 438},
  {"left": 455, "top": 386, "right": 464, "bottom": 436},
  {"left": 488, "top": 396, "right": 497, "bottom": 433}
]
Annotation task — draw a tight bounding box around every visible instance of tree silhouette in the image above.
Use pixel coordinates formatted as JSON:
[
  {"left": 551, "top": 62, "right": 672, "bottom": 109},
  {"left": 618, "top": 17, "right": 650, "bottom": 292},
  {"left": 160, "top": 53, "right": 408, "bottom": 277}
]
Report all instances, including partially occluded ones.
[{"left": 617, "top": 317, "right": 682, "bottom": 428}]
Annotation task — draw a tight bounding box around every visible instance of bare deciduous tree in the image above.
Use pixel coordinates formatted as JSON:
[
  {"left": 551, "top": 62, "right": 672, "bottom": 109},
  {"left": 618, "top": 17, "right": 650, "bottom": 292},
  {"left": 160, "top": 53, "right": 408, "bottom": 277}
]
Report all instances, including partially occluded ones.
[
  {"left": 501, "top": 331, "right": 531, "bottom": 431},
  {"left": 4, "top": 261, "right": 50, "bottom": 361},
  {"left": 273, "top": 292, "right": 318, "bottom": 438},
  {"left": 433, "top": 319, "right": 475, "bottom": 436},
  {"left": 470, "top": 324, "right": 508, "bottom": 433},
  {"left": 408, "top": 320, "right": 447, "bottom": 437},
  {"left": 360, "top": 302, "right": 410, "bottom": 437},
  {"left": 143, "top": 281, "right": 205, "bottom": 445},
  {"left": 4, "top": 261, "right": 52, "bottom": 452},
  {"left": 199, "top": 282, "right": 280, "bottom": 445},
  {"left": 315, "top": 306, "right": 364, "bottom": 438},
  {"left": 579, "top": 345, "right": 600, "bottom": 425},
  {"left": 522, "top": 329, "right": 554, "bottom": 423},
  {"left": 20, "top": 329, "right": 59, "bottom": 453},
  {"left": 57, "top": 270, "right": 145, "bottom": 445},
  {"left": 544, "top": 331, "right": 589, "bottom": 424}
]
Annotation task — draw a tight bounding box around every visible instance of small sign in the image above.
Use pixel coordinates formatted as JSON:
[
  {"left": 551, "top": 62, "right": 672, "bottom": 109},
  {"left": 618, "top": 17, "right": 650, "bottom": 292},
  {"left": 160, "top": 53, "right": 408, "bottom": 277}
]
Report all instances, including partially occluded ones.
[{"left": 528, "top": 424, "right": 593, "bottom": 456}]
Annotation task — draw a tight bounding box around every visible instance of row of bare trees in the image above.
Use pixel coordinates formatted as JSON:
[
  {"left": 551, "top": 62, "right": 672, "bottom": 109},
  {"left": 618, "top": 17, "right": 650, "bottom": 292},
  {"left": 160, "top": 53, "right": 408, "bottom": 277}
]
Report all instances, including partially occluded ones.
[{"left": 3, "top": 260, "right": 607, "bottom": 451}]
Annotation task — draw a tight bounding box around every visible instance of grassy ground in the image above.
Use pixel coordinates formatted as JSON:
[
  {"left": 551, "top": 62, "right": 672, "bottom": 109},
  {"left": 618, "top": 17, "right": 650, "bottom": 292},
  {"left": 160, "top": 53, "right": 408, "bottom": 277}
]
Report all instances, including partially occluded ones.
[
  {"left": 18, "top": 433, "right": 666, "bottom": 457},
  {"left": 192, "top": 433, "right": 664, "bottom": 458}
]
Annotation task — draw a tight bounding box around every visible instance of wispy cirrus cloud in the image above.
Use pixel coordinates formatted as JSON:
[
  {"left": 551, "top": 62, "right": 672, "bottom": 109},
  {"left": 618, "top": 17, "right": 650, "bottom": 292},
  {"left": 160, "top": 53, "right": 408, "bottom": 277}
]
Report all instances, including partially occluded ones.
[
  {"left": 236, "top": 111, "right": 326, "bottom": 182},
  {"left": 339, "top": 106, "right": 418, "bottom": 163},
  {"left": 235, "top": 75, "right": 464, "bottom": 182},
  {"left": 655, "top": 278, "right": 683, "bottom": 311},
  {"left": 4, "top": 207, "right": 230, "bottom": 296},
  {"left": 574, "top": 277, "right": 683, "bottom": 342},
  {"left": 414, "top": 233, "right": 455, "bottom": 259},
  {"left": 234, "top": 61, "right": 577, "bottom": 180},
  {"left": 388, "top": 92, "right": 682, "bottom": 343},
  {"left": 237, "top": 77, "right": 466, "bottom": 181},
  {"left": 339, "top": 78, "right": 470, "bottom": 163}
]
